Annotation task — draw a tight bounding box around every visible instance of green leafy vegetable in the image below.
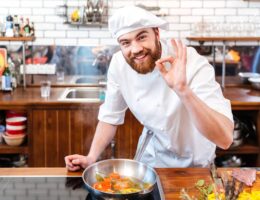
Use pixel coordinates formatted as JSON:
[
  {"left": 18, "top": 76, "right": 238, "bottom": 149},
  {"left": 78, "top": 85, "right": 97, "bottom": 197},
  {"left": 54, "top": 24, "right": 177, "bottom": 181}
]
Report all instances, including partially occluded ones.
[{"left": 195, "top": 179, "right": 214, "bottom": 200}]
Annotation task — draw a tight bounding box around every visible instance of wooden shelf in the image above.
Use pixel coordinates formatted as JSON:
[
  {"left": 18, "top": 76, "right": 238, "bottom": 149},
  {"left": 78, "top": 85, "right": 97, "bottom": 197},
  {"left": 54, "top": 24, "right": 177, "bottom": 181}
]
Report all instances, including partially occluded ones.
[
  {"left": 216, "top": 143, "right": 259, "bottom": 156},
  {"left": 186, "top": 36, "right": 260, "bottom": 42},
  {"left": 0, "top": 36, "right": 35, "bottom": 42},
  {"left": 0, "top": 144, "right": 28, "bottom": 154}
]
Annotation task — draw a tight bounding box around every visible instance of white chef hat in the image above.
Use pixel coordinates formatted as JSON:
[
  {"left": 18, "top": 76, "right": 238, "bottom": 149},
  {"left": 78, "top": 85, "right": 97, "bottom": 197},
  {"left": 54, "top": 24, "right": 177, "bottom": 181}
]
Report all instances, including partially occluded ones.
[{"left": 108, "top": 6, "right": 168, "bottom": 39}]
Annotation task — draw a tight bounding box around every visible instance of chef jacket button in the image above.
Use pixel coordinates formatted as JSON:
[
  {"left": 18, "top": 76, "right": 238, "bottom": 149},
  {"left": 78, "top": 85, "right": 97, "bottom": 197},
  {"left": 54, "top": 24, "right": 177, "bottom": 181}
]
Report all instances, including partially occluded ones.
[
  {"left": 166, "top": 145, "right": 171, "bottom": 150},
  {"left": 136, "top": 97, "right": 140, "bottom": 101},
  {"left": 156, "top": 104, "right": 160, "bottom": 107},
  {"left": 160, "top": 127, "right": 164, "bottom": 131}
]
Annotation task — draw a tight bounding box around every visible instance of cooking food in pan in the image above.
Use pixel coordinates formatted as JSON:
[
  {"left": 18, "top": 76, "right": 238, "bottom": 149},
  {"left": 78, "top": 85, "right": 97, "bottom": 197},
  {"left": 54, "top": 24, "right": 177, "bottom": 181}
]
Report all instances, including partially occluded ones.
[{"left": 93, "top": 172, "right": 152, "bottom": 194}]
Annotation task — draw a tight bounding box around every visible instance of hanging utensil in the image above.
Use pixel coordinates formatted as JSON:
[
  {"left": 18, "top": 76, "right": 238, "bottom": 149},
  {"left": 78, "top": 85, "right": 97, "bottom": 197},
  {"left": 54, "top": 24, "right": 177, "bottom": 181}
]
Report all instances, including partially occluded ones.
[{"left": 134, "top": 129, "right": 154, "bottom": 161}]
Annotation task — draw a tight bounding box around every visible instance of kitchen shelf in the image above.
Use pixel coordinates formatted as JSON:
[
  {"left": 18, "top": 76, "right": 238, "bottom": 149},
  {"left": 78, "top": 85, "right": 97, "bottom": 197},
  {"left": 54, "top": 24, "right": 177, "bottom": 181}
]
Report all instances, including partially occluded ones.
[
  {"left": 186, "top": 36, "right": 260, "bottom": 42},
  {"left": 186, "top": 36, "right": 260, "bottom": 88},
  {"left": 57, "top": 0, "right": 108, "bottom": 27},
  {"left": 0, "top": 144, "right": 28, "bottom": 154},
  {"left": 0, "top": 36, "right": 35, "bottom": 89},
  {"left": 217, "top": 145, "right": 259, "bottom": 155},
  {"left": 0, "top": 36, "right": 35, "bottom": 42}
]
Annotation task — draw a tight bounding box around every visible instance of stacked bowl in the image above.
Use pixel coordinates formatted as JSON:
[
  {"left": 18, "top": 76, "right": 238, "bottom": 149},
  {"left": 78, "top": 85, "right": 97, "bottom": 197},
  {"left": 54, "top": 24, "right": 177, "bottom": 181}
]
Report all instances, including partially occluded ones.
[{"left": 3, "top": 111, "right": 27, "bottom": 146}]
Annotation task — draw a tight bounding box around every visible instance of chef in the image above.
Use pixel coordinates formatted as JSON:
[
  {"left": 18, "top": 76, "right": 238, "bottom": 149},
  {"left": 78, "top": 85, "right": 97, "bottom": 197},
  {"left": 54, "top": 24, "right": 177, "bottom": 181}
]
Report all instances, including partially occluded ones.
[{"left": 65, "top": 6, "right": 234, "bottom": 171}]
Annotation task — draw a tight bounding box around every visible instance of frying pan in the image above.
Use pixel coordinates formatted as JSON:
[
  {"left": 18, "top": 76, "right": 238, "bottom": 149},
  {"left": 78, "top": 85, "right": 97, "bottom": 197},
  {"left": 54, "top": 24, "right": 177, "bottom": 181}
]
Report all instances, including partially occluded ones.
[{"left": 82, "top": 130, "right": 157, "bottom": 199}]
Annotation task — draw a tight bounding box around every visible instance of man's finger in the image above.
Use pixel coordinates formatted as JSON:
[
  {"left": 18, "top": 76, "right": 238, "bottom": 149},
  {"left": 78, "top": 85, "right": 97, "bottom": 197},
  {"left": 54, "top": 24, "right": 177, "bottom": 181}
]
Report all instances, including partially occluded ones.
[
  {"left": 171, "top": 39, "right": 178, "bottom": 58},
  {"left": 155, "top": 60, "right": 167, "bottom": 76},
  {"left": 156, "top": 56, "right": 174, "bottom": 64},
  {"left": 177, "top": 40, "right": 183, "bottom": 59},
  {"left": 72, "top": 159, "right": 81, "bottom": 165},
  {"left": 182, "top": 46, "right": 187, "bottom": 65}
]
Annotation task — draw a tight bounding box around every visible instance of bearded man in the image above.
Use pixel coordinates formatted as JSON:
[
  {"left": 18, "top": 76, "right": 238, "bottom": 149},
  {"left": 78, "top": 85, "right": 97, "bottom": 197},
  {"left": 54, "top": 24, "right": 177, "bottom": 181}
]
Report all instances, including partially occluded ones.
[{"left": 65, "top": 6, "right": 234, "bottom": 170}]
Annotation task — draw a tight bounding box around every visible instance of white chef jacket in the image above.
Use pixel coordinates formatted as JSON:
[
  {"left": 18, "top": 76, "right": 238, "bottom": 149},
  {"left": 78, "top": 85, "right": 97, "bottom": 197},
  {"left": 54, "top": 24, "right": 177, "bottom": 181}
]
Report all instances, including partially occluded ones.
[{"left": 98, "top": 38, "right": 233, "bottom": 168}]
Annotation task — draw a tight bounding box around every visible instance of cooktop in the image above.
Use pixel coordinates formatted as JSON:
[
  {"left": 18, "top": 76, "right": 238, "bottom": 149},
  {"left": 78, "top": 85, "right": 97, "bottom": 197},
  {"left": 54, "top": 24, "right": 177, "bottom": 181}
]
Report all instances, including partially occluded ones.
[{"left": 0, "top": 176, "right": 165, "bottom": 200}]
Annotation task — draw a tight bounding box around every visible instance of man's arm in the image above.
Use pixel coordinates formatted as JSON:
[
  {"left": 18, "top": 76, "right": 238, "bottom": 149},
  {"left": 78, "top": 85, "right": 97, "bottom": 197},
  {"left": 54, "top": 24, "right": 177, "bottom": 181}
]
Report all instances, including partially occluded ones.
[
  {"left": 88, "top": 121, "right": 118, "bottom": 161},
  {"left": 65, "top": 121, "right": 118, "bottom": 171},
  {"left": 156, "top": 39, "right": 233, "bottom": 150},
  {"left": 176, "top": 87, "right": 233, "bottom": 149}
]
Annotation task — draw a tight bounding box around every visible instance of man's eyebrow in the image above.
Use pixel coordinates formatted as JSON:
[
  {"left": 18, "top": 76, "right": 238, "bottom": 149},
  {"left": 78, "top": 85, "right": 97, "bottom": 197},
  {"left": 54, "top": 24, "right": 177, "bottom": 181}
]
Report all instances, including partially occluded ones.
[
  {"left": 136, "top": 30, "right": 149, "bottom": 37},
  {"left": 118, "top": 38, "right": 128, "bottom": 44},
  {"left": 118, "top": 30, "right": 149, "bottom": 44}
]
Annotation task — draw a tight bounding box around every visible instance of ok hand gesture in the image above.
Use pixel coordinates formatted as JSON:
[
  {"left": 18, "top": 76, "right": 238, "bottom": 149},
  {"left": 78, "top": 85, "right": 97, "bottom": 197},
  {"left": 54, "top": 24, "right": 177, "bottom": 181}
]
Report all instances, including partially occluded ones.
[{"left": 155, "top": 39, "right": 187, "bottom": 95}]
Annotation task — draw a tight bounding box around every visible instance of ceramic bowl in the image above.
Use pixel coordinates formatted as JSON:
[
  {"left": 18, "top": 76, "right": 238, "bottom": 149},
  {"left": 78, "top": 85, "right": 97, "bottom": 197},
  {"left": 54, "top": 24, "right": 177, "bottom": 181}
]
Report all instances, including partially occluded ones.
[
  {"left": 249, "top": 77, "right": 260, "bottom": 90},
  {"left": 6, "top": 117, "right": 27, "bottom": 126},
  {"left": 2, "top": 133, "right": 26, "bottom": 146},
  {"left": 238, "top": 72, "right": 260, "bottom": 84}
]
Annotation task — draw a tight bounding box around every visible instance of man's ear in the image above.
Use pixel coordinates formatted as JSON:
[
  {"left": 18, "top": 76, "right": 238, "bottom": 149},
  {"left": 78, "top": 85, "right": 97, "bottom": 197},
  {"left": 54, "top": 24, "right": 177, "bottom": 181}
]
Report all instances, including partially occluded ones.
[{"left": 153, "top": 28, "right": 160, "bottom": 39}]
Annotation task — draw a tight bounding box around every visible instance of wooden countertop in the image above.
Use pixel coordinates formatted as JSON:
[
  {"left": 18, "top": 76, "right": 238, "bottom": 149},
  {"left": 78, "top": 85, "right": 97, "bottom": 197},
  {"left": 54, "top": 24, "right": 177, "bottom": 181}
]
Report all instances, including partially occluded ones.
[
  {"left": 0, "top": 87, "right": 102, "bottom": 109},
  {"left": 0, "top": 77, "right": 260, "bottom": 109},
  {"left": 0, "top": 167, "right": 212, "bottom": 200}
]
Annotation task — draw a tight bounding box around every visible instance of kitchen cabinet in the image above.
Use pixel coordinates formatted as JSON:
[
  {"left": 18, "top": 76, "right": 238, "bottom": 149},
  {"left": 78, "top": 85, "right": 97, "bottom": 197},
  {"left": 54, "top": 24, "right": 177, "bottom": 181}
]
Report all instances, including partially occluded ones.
[
  {"left": 29, "top": 104, "right": 142, "bottom": 167},
  {"left": 216, "top": 87, "right": 260, "bottom": 167},
  {"left": 0, "top": 108, "right": 28, "bottom": 167},
  {"left": 1, "top": 86, "right": 260, "bottom": 167}
]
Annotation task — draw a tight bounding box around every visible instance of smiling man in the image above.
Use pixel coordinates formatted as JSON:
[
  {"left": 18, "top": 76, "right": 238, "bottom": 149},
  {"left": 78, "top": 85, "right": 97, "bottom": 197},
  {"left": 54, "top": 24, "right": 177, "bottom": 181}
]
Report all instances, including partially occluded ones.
[
  {"left": 118, "top": 28, "right": 161, "bottom": 74},
  {"left": 65, "top": 6, "right": 234, "bottom": 171}
]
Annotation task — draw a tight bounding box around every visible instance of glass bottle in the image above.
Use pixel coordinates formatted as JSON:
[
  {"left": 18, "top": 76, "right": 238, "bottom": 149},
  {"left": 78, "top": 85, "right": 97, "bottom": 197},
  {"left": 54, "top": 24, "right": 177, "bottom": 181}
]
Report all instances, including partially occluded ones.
[
  {"left": 23, "top": 18, "right": 31, "bottom": 37},
  {"left": 8, "top": 58, "right": 16, "bottom": 88},
  {"left": 30, "top": 22, "right": 35, "bottom": 36},
  {"left": 13, "top": 15, "right": 20, "bottom": 37},
  {"left": 19, "top": 17, "right": 24, "bottom": 36},
  {"left": 1, "top": 64, "right": 12, "bottom": 91},
  {"left": 5, "top": 15, "right": 13, "bottom": 37}
]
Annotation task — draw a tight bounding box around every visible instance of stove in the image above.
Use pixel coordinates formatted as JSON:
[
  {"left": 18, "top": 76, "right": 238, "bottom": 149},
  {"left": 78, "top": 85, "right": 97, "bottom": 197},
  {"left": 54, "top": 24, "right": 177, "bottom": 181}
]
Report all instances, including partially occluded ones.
[{"left": 0, "top": 176, "right": 165, "bottom": 200}]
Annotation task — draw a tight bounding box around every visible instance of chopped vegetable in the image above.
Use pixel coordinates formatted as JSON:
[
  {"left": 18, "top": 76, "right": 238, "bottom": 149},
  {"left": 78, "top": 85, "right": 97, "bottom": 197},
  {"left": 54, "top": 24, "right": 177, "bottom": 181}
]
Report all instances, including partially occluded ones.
[
  {"left": 92, "top": 172, "right": 152, "bottom": 194},
  {"left": 195, "top": 179, "right": 214, "bottom": 200}
]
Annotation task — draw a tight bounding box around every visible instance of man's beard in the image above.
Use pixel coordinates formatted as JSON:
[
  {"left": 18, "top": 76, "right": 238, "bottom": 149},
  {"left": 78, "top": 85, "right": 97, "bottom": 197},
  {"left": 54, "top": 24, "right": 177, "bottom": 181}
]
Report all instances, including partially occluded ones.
[{"left": 125, "top": 41, "right": 161, "bottom": 74}]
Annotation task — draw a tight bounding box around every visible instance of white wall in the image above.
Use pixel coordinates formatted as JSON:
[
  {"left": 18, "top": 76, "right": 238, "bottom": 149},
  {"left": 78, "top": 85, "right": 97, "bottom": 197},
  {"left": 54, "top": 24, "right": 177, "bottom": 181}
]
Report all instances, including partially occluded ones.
[{"left": 0, "top": 0, "right": 259, "bottom": 46}]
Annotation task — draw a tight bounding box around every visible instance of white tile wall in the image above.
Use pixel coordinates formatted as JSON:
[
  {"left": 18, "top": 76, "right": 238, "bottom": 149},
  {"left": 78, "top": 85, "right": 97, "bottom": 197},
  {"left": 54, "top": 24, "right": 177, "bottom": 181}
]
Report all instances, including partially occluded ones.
[{"left": 0, "top": 0, "right": 259, "bottom": 45}]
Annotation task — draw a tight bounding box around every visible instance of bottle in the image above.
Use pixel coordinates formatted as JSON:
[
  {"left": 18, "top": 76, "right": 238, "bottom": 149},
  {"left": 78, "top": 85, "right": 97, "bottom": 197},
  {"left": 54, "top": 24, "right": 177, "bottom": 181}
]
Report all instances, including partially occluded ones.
[
  {"left": 19, "top": 17, "right": 24, "bottom": 36},
  {"left": 1, "top": 64, "right": 12, "bottom": 91},
  {"left": 30, "top": 22, "right": 35, "bottom": 36},
  {"left": 23, "top": 18, "right": 31, "bottom": 37},
  {"left": 7, "top": 58, "right": 16, "bottom": 88},
  {"left": 5, "top": 15, "right": 13, "bottom": 37},
  {"left": 13, "top": 15, "right": 20, "bottom": 37}
]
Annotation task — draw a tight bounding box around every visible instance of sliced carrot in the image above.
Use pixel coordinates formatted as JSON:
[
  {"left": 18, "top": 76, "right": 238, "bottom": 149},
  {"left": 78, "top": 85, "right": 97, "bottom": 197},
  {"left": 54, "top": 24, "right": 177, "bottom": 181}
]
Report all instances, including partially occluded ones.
[{"left": 109, "top": 172, "right": 120, "bottom": 179}]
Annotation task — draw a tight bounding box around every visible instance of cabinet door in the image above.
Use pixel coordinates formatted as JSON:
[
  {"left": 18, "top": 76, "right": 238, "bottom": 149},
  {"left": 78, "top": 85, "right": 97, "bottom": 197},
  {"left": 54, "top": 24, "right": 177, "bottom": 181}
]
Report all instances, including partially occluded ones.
[
  {"left": 30, "top": 107, "right": 143, "bottom": 167},
  {"left": 115, "top": 110, "right": 143, "bottom": 159},
  {"left": 30, "top": 107, "right": 99, "bottom": 167}
]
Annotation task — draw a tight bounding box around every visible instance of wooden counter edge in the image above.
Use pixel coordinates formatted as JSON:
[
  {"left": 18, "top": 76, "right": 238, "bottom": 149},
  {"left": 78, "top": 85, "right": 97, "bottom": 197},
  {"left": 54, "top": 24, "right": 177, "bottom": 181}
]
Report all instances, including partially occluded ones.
[{"left": 0, "top": 167, "right": 82, "bottom": 176}]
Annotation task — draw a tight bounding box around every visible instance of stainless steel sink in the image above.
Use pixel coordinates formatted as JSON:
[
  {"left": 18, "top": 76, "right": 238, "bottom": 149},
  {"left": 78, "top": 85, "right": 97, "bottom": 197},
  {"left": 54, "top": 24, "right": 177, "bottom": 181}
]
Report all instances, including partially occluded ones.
[
  {"left": 59, "top": 87, "right": 104, "bottom": 102},
  {"left": 75, "top": 77, "right": 101, "bottom": 84},
  {"left": 73, "top": 76, "right": 107, "bottom": 85}
]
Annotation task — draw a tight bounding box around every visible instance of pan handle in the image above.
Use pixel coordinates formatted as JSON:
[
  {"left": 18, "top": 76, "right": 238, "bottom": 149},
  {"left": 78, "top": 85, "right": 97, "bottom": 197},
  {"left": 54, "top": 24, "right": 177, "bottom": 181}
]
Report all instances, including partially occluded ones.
[{"left": 134, "top": 129, "right": 154, "bottom": 161}]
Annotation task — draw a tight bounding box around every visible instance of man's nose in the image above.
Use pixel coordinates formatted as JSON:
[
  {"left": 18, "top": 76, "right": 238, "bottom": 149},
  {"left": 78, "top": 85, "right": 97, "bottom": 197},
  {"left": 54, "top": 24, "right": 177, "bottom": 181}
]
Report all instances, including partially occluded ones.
[{"left": 131, "top": 41, "right": 143, "bottom": 54}]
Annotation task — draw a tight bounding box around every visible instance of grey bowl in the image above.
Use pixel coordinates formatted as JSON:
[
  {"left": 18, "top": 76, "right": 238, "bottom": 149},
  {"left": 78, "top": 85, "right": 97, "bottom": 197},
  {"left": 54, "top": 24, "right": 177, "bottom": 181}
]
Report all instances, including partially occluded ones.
[
  {"left": 238, "top": 72, "right": 260, "bottom": 84},
  {"left": 249, "top": 77, "right": 260, "bottom": 90}
]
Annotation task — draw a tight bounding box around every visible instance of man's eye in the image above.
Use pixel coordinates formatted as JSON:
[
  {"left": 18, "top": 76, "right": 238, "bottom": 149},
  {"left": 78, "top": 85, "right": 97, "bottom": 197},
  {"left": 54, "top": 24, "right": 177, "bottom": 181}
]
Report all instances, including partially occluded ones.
[
  {"left": 138, "top": 35, "right": 147, "bottom": 41},
  {"left": 121, "top": 41, "right": 129, "bottom": 46}
]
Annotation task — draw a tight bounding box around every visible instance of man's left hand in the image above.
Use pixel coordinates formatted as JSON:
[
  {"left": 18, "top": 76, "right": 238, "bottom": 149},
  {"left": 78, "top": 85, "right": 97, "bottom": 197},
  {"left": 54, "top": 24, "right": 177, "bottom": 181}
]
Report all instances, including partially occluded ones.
[{"left": 155, "top": 39, "right": 187, "bottom": 95}]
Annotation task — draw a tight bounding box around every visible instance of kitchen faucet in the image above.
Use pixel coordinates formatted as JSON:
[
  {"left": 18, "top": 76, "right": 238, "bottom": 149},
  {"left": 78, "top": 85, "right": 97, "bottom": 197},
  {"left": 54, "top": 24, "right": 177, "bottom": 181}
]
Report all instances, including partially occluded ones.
[{"left": 92, "top": 49, "right": 111, "bottom": 74}]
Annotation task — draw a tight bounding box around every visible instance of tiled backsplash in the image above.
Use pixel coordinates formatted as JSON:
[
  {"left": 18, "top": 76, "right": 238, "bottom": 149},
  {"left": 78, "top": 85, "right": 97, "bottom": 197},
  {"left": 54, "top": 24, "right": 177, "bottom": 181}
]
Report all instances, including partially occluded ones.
[{"left": 0, "top": 0, "right": 259, "bottom": 46}]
